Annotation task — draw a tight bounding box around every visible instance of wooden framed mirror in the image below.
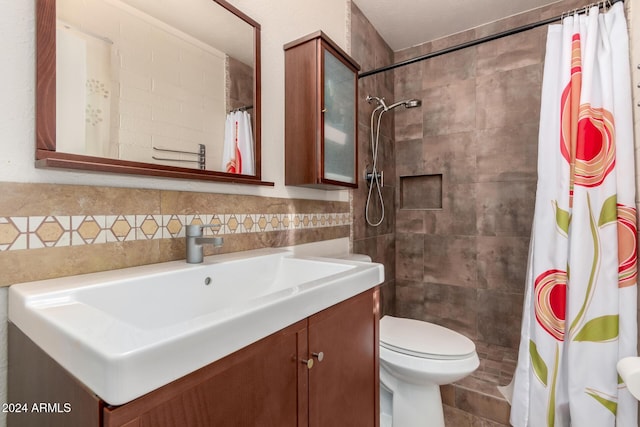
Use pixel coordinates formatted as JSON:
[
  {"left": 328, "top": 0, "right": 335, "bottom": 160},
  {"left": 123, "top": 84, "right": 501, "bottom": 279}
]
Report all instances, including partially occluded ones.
[{"left": 36, "top": 0, "right": 271, "bottom": 186}]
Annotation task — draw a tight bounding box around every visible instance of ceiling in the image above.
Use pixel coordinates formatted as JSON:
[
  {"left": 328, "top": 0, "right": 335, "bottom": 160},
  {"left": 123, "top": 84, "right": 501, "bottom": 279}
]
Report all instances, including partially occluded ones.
[{"left": 353, "top": 0, "right": 563, "bottom": 51}]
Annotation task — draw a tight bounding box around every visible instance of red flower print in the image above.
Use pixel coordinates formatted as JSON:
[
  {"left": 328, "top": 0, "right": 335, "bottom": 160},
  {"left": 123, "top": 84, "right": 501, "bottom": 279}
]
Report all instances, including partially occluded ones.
[
  {"left": 534, "top": 269, "right": 568, "bottom": 341},
  {"left": 618, "top": 204, "right": 638, "bottom": 288}
]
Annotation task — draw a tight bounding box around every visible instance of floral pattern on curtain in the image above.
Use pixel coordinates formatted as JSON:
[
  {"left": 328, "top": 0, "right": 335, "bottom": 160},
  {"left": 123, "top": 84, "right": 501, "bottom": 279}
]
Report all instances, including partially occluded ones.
[{"left": 511, "top": 3, "right": 637, "bottom": 426}]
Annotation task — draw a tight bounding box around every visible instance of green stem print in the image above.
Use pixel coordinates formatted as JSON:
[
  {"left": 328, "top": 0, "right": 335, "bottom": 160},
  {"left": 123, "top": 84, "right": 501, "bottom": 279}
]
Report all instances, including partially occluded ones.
[
  {"left": 530, "top": 340, "right": 548, "bottom": 386},
  {"left": 569, "top": 194, "right": 599, "bottom": 338},
  {"left": 554, "top": 200, "right": 571, "bottom": 236},
  {"left": 585, "top": 387, "right": 617, "bottom": 415},
  {"left": 573, "top": 315, "right": 618, "bottom": 342},
  {"left": 597, "top": 195, "right": 617, "bottom": 227},
  {"left": 547, "top": 343, "right": 560, "bottom": 427}
]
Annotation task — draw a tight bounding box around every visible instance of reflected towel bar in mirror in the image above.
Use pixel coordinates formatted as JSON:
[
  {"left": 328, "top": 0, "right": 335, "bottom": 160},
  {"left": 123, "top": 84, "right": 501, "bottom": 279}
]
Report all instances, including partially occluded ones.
[{"left": 152, "top": 145, "right": 206, "bottom": 170}]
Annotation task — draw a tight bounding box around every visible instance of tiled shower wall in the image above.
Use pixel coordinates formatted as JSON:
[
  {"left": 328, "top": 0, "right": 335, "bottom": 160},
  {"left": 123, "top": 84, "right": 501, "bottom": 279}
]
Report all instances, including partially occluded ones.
[
  {"left": 350, "top": 3, "right": 396, "bottom": 315},
  {"left": 389, "top": 0, "right": 629, "bottom": 425}
]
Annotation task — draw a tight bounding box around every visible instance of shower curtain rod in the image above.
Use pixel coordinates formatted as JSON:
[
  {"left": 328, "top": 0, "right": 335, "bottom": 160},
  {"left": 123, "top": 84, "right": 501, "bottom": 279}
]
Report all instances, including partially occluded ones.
[{"left": 358, "top": 0, "right": 625, "bottom": 79}]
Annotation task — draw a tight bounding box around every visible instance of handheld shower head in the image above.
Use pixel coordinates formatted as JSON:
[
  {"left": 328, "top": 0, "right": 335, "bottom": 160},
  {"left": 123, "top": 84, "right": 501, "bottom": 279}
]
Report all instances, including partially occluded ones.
[
  {"left": 383, "top": 98, "right": 422, "bottom": 111},
  {"left": 403, "top": 99, "right": 422, "bottom": 108}
]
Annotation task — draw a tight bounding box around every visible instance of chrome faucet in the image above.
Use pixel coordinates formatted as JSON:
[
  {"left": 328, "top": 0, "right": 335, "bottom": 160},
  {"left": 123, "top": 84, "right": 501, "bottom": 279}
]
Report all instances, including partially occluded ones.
[{"left": 186, "top": 224, "right": 224, "bottom": 264}]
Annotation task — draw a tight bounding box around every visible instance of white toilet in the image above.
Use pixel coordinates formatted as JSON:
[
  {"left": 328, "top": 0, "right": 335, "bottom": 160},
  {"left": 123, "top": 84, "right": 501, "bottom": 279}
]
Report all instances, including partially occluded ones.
[{"left": 379, "top": 315, "right": 479, "bottom": 427}]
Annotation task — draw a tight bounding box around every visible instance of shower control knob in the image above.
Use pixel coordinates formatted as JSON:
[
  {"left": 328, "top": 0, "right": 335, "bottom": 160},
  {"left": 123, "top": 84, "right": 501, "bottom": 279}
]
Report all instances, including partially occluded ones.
[{"left": 312, "top": 352, "right": 324, "bottom": 362}]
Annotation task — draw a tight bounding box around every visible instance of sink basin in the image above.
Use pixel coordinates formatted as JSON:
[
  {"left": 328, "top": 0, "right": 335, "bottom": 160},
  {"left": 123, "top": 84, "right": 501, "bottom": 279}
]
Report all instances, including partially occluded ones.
[{"left": 9, "top": 248, "right": 384, "bottom": 405}]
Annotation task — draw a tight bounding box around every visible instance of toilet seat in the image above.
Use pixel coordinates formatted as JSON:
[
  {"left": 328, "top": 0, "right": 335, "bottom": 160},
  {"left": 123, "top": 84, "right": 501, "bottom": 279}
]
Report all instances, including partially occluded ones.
[{"left": 380, "top": 316, "right": 476, "bottom": 360}]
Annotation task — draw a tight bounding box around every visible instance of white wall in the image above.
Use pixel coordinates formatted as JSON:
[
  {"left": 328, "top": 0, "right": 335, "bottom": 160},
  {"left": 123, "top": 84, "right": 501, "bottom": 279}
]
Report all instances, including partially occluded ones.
[{"left": 0, "top": 0, "right": 350, "bottom": 201}]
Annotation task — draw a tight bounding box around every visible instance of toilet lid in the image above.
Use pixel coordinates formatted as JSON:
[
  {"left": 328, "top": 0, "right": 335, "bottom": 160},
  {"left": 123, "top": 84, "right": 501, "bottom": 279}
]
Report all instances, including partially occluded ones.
[{"left": 380, "top": 316, "right": 476, "bottom": 359}]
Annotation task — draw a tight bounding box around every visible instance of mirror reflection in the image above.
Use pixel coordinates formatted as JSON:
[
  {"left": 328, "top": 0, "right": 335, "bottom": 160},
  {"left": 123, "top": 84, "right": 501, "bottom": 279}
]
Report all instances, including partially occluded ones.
[{"left": 56, "top": 0, "right": 256, "bottom": 175}]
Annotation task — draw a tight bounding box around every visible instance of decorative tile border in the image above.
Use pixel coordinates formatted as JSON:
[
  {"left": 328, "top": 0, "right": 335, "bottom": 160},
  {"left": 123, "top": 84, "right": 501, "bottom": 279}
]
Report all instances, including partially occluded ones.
[{"left": 0, "top": 213, "right": 351, "bottom": 252}]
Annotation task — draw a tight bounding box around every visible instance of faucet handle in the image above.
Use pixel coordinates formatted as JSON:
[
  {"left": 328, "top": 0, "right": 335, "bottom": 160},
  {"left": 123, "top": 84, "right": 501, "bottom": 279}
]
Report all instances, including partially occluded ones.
[{"left": 186, "top": 223, "right": 221, "bottom": 236}]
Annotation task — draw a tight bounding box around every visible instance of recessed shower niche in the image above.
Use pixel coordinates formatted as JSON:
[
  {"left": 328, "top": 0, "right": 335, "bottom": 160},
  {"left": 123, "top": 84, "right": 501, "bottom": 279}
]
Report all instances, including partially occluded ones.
[{"left": 400, "top": 174, "right": 443, "bottom": 210}]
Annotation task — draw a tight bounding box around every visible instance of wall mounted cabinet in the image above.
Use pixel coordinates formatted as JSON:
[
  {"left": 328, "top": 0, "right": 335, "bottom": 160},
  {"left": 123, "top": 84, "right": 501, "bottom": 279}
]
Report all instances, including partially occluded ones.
[
  {"left": 284, "top": 31, "right": 360, "bottom": 189},
  {"left": 9, "top": 289, "right": 379, "bottom": 427}
]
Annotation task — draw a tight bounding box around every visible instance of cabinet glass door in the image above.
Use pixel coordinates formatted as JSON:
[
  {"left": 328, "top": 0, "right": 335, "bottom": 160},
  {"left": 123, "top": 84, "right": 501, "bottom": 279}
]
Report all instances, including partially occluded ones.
[{"left": 323, "top": 49, "right": 355, "bottom": 184}]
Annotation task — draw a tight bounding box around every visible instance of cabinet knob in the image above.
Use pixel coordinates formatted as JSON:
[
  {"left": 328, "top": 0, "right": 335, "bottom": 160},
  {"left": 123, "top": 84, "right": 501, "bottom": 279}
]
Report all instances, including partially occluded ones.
[
  {"left": 301, "top": 358, "right": 314, "bottom": 369},
  {"left": 312, "top": 352, "right": 324, "bottom": 362}
]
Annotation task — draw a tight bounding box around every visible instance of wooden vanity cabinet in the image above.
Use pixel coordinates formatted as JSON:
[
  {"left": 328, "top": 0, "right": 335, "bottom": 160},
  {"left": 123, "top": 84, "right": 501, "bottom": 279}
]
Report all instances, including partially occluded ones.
[
  {"left": 308, "top": 287, "right": 379, "bottom": 426},
  {"left": 284, "top": 31, "right": 360, "bottom": 189},
  {"left": 9, "top": 289, "right": 379, "bottom": 427},
  {"left": 102, "top": 320, "right": 307, "bottom": 427}
]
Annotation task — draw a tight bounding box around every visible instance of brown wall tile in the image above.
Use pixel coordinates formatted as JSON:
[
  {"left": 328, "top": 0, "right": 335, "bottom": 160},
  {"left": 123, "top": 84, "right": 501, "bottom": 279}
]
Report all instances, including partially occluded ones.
[
  {"left": 396, "top": 138, "right": 424, "bottom": 175},
  {"left": 477, "top": 290, "right": 524, "bottom": 348},
  {"left": 476, "top": 124, "right": 538, "bottom": 183},
  {"left": 476, "top": 236, "right": 530, "bottom": 292},
  {"left": 421, "top": 132, "right": 478, "bottom": 184},
  {"left": 424, "top": 235, "right": 478, "bottom": 287},
  {"left": 475, "top": 64, "right": 542, "bottom": 130},
  {"left": 444, "top": 404, "right": 473, "bottom": 427},
  {"left": 422, "top": 46, "right": 477, "bottom": 88},
  {"left": 1, "top": 183, "right": 161, "bottom": 216},
  {"left": 394, "top": 279, "right": 426, "bottom": 319},
  {"left": 396, "top": 209, "right": 427, "bottom": 234},
  {"left": 396, "top": 233, "right": 424, "bottom": 281},
  {"left": 160, "top": 190, "right": 349, "bottom": 215},
  {"left": 3, "top": 240, "right": 161, "bottom": 286},
  {"left": 455, "top": 385, "right": 511, "bottom": 425},
  {"left": 423, "top": 79, "right": 477, "bottom": 137},
  {"left": 475, "top": 181, "right": 536, "bottom": 237},
  {"left": 434, "top": 183, "right": 478, "bottom": 236},
  {"left": 424, "top": 282, "right": 478, "bottom": 340},
  {"left": 476, "top": 27, "right": 545, "bottom": 77}
]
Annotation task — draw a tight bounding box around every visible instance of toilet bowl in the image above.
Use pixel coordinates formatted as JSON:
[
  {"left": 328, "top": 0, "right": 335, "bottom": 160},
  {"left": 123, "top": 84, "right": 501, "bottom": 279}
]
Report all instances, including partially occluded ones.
[{"left": 379, "top": 316, "right": 479, "bottom": 427}]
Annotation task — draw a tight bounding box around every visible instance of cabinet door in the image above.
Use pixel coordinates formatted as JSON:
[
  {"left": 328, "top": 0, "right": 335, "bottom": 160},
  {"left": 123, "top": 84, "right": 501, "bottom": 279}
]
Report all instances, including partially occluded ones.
[
  {"left": 104, "top": 321, "right": 307, "bottom": 427},
  {"left": 321, "top": 46, "right": 356, "bottom": 185},
  {"left": 307, "top": 290, "right": 378, "bottom": 427}
]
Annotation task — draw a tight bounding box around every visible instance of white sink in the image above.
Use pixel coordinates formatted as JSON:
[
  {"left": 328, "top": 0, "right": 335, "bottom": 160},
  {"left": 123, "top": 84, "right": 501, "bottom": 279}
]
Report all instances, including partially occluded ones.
[{"left": 9, "top": 248, "right": 384, "bottom": 405}]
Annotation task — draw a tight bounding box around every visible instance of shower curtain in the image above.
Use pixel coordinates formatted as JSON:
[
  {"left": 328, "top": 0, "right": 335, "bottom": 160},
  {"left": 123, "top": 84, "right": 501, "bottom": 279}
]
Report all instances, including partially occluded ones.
[
  {"left": 56, "top": 23, "right": 112, "bottom": 157},
  {"left": 222, "top": 111, "right": 255, "bottom": 175},
  {"left": 511, "top": 3, "right": 637, "bottom": 426}
]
